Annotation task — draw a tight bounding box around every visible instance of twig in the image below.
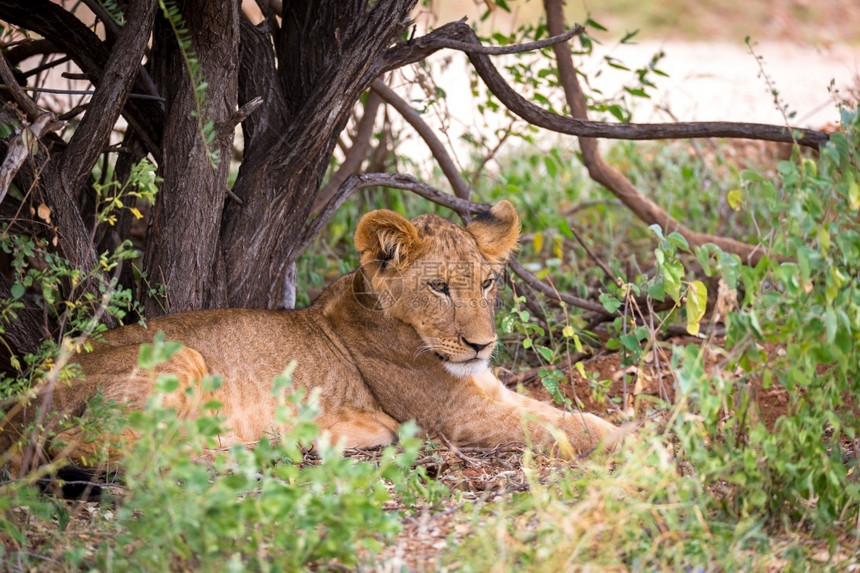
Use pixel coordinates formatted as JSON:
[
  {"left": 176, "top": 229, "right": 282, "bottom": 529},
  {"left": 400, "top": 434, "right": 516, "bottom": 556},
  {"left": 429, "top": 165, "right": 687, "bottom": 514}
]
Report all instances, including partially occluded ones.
[
  {"left": 372, "top": 79, "right": 472, "bottom": 203},
  {"left": 0, "top": 53, "right": 39, "bottom": 118},
  {"left": 300, "top": 172, "right": 486, "bottom": 252},
  {"left": 469, "top": 121, "right": 515, "bottom": 189},
  {"left": 312, "top": 90, "right": 382, "bottom": 213},
  {"left": 561, "top": 199, "right": 622, "bottom": 216},
  {"left": 561, "top": 233, "right": 617, "bottom": 284},
  {"left": 408, "top": 21, "right": 585, "bottom": 56},
  {"left": 58, "top": 103, "right": 90, "bottom": 121},
  {"left": 219, "top": 96, "right": 264, "bottom": 138},
  {"left": 81, "top": 0, "right": 122, "bottom": 39},
  {"left": 458, "top": 443, "right": 526, "bottom": 455},
  {"left": 13, "top": 268, "right": 122, "bottom": 478},
  {"left": 0, "top": 113, "right": 63, "bottom": 205},
  {"left": 60, "top": 71, "right": 91, "bottom": 81},
  {"left": 446, "top": 23, "right": 584, "bottom": 54},
  {"left": 16, "top": 86, "right": 165, "bottom": 102},
  {"left": 21, "top": 55, "right": 73, "bottom": 78},
  {"left": 509, "top": 259, "right": 607, "bottom": 314},
  {"left": 436, "top": 431, "right": 482, "bottom": 467}
]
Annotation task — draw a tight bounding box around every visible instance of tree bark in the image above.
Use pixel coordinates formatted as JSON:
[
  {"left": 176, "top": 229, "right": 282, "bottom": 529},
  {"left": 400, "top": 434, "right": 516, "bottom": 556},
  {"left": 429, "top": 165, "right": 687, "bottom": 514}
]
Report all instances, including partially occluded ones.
[
  {"left": 217, "top": 0, "right": 416, "bottom": 309},
  {"left": 143, "top": 0, "right": 240, "bottom": 316}
]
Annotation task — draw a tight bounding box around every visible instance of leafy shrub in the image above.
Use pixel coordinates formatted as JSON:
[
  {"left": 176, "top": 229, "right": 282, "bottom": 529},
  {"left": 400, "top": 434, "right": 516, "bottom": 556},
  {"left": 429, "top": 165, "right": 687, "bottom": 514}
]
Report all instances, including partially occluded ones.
[
  {"left": 2, "top": 333, "right": 444, "bottom": 570},
  {"left": 673, "top": 106, "right": 860, "bottom": 530}
]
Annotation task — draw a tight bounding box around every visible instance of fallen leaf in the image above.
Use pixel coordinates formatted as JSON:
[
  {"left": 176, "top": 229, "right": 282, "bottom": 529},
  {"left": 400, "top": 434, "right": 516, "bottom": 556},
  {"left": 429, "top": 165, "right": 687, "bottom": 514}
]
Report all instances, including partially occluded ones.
[{"left": 37, "top": 203, "right": 52, "bottom": 223}]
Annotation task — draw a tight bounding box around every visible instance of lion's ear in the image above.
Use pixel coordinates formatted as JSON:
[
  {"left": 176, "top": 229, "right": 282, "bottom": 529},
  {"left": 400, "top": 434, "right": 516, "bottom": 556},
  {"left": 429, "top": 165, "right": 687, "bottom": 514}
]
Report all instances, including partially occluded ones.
[
  {"left": 466, "top": 200, "right": 520, "bottom": 267},
  {"left": 355, "top": 209, "right": 424, "bottom": 269}
]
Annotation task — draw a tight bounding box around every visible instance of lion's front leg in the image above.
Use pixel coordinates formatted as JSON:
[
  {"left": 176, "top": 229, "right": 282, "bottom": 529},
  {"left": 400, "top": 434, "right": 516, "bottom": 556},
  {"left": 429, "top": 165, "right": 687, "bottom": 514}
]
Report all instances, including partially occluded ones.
[{"left": 439, "top": 370, "right": 617, "bottom": 456}]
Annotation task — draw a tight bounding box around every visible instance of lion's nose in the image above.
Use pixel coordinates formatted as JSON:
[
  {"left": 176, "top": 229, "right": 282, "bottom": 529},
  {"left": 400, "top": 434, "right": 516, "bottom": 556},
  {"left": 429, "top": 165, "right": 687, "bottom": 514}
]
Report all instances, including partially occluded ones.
[{"left": 461, "top": 337, "right": 493, "bottom": 352}]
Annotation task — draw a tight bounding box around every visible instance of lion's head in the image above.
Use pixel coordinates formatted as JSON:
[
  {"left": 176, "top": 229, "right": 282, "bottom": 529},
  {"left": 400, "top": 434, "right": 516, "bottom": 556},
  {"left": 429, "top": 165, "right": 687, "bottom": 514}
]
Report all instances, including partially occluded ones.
[{"left": 354, "top": 200, "right": 520, "bottom": 377}]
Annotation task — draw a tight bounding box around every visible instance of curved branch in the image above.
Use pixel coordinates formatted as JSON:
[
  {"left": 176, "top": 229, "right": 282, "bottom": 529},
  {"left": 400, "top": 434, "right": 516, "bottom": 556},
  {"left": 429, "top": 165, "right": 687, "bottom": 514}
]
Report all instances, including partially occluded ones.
[
  {"left": 302, "top": 172, "right": 484, "bottom": 253},
  {"left": 60, "top": 0, "right": 158, "bottom": 199},
  {"left": 311, "top": 90, "right": 383, "bottom": 214},
  {"left": 542, "top": 0, "right": 767, "bottom": 264},
  {"left": 509, "top": 260, "right": 607, "bottom": 314},
  {"left": 413, "top": 20, "right": 585, "bottom": 55},
  {"left": 0, "top": 52, "right": 39, "bottom": 119},
  {"left": 371, "top": 79, "right": 472, "bottom": 202},
  {"left": 4, "top": 39, "right": 58, "bottom": 66},
  {"left": 382, "top": 21, "right": 829, "bottom": 150}
]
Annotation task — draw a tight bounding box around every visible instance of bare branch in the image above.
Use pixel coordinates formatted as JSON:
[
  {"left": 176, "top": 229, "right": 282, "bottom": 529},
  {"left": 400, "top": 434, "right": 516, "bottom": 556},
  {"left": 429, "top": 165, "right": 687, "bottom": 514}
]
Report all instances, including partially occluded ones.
[
  {"left": 219, "top": 96, "right": 264, "bottom": 138},
  {"left": 419, "top": 21, "right": 585, "bottom": 55},
  {"left": 382, "top": 21, "right": 584, "bottom": 67},
  {"left": 562, "top": 232, "right": 617, "bottom": 284},
  {"left": 371, "top": 79, "right": 472, "bottom": 202},
  {"left": 81, "top": 0, "right": 121, "bottom": 40},
  {"left": 509, "top": 259, "right": 607, "bottom": 314},
  {"left": 0, "top": 113, "right": 63, "bottom": 204},
  {"left": 0, "top": 53, "right": 39, "bottom": 119},
  {"left": 299, "top": 172, "right": 485, "bottom": 254},
  {"left": 17, "top": 86, "right": 164, "bottom": 101},
  {"left": 22, "top": 55, "right": 74, "bottom": 78},
  {"left": 60, "top": 0, "right": 158, "bottom": 199},
  {"left": 542, "top": 0, "right": 768, "bottom": 264},
  {"left": 382, "top": 21, "right": 829, "bottom": 150},
  {"left": 312, "top": 90, "right": 383, "bottom": 213},
  {"left": 4, "top": 39, "right": 57, "bottom": 66}
]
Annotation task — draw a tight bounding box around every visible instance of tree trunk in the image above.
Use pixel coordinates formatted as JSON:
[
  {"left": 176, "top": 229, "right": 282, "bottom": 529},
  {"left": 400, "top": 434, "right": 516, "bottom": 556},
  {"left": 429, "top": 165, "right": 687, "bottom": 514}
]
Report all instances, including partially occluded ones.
[
  {"left": 144, "top": 0, "right": 239, "bottom": 316},
  {"left": 216, "top": 0, "right": 416, "bottom": 309}
]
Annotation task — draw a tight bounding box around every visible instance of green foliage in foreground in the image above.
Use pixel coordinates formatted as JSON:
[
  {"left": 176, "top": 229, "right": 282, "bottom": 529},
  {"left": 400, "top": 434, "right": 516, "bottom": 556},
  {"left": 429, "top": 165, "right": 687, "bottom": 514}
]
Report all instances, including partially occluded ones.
[{"left": 2, "top": 336, "right": 443, "bottom": 570}]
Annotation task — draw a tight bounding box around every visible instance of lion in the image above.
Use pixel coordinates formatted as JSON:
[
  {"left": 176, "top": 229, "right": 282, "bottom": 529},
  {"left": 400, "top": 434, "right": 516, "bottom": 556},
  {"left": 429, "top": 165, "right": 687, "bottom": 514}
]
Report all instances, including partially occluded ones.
[{"left": 2, "top": 200, "right": 617, "bottom": 471}]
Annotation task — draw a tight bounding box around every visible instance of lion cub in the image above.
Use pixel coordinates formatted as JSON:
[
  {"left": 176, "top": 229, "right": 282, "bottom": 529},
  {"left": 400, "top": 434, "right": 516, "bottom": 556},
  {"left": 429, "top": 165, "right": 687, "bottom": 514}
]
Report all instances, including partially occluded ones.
[{"left": 4, "top": 201, "right": 617, "bottom": 465}]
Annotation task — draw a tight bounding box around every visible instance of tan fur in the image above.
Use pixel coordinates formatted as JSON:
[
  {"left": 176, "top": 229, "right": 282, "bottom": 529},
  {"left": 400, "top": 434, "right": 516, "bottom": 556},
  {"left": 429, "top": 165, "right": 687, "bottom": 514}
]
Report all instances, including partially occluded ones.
[{"left": 3, "top": 201, "right": 617, "bottom": 467}]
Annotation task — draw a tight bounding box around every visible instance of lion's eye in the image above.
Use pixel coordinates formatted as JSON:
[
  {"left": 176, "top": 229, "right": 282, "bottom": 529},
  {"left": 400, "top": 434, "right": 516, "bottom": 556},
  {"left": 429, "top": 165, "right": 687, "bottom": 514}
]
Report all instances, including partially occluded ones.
[
  {"left": 482, "top": 277, "right": 495, "bottom": 290},
  {"left": 428, "top": 279, "right": 449, "bottom": 295}
]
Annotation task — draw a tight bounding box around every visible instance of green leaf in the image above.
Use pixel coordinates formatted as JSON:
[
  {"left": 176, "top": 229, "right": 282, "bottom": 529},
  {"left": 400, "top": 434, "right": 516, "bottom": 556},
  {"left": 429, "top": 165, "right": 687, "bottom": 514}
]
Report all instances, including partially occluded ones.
[
  {"left": 599, "top": 292, "right": 622, "bottom": 313},
  {"left": 667, "top": 232, "right": 689, "bottom": 251},
  {"left": 10, "top": 283, "right": 24, "bottom": 299},
  {"left": 620, "top": 333, "right": 640, "bottom": 352},
  {"left": 823, "top": 307, "right": 837, "bottom": 343},
  {"left": 536, "top": 345, "right": 554, "bottom": 363},
  {"left": 648, "top": 281, "right": 665, "bottom": 301},
  {"left": 685, "top": 280, "right": 708, "bottom": 336},
  {"left": 572, "top": 333, "right": 584, "bottom": 354},
  {"left": 585, "top": 18, "right": 607, "bottom": 31},
  {"left": 661, "top": 259, "right": 684, "bottom": 304}
]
